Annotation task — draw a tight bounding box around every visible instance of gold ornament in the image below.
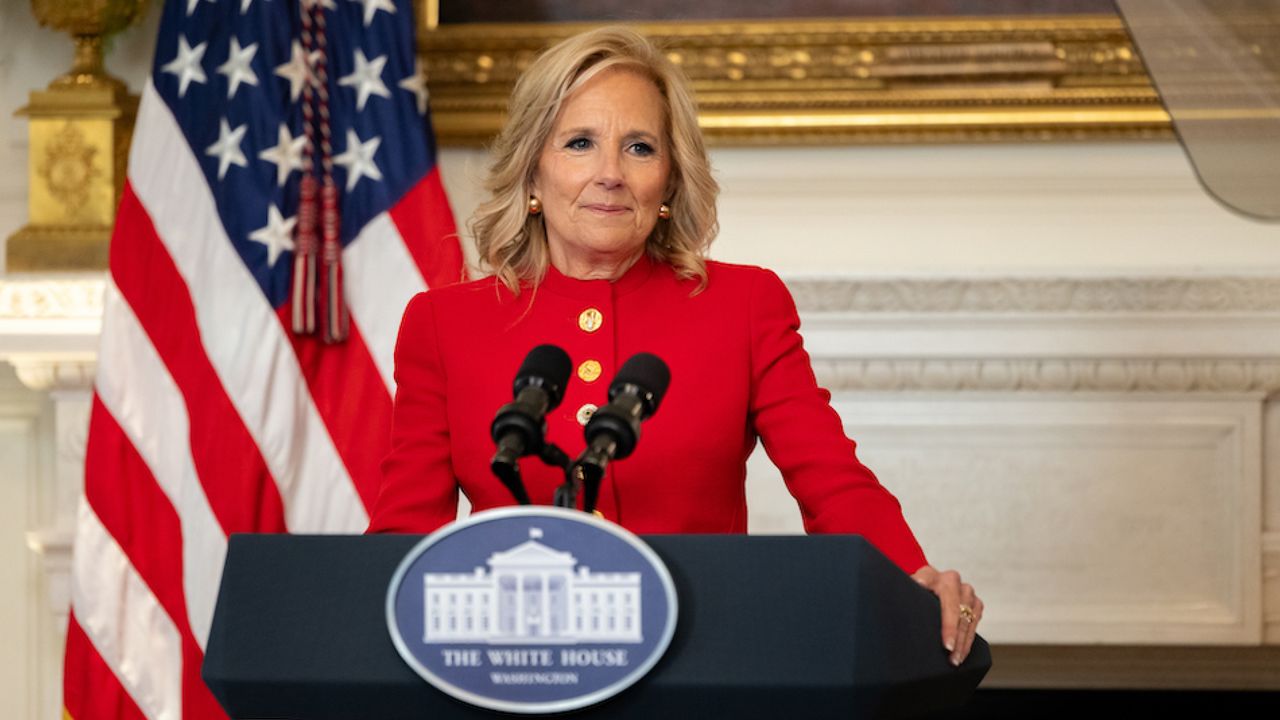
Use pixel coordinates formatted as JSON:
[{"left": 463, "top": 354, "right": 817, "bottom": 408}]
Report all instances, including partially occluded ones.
[
  {"left": 39, "top": 123, "right": 101, "bottom": 220},
  {"left": 7, "top": 0, "right": 146, "bottom": 271}
]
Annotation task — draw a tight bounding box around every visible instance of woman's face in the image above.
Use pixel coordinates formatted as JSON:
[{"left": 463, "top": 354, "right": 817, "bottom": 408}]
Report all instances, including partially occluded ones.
[{"left": 532, "top": 67, "right": 672, "bottom": 279}]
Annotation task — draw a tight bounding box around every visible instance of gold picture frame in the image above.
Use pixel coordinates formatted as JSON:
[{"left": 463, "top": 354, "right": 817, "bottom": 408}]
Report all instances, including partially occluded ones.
[{"left": 416, "top": 4, "right": 1171, "bottom": 146}]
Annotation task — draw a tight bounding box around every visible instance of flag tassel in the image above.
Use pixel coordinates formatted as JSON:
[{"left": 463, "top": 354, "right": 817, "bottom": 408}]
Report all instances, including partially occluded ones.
[
  {"left": 292, "top": 175, "right": 319, "bottom": 335},
  {"left": 319, "top": 179, "right": 347, "bottom": 343}
]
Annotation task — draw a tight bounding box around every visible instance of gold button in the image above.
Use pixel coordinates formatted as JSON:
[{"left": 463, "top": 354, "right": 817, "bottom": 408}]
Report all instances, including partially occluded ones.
[
  {"left": 577, "top": 360, "right": 602, "bottom": 383},
  {"left": 576, "top": 403, "right": 598, "bottom": 426},
  {"left": 578, "top": 307, "right": 603, "bottom": 333}
]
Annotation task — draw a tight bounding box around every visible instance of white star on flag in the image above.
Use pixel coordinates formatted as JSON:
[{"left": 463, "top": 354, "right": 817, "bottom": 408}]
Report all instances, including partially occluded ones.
[
  {"left": 217, "top": 37, "right": 260, "bottom": 99},
  {"left": 248, "top": 204, "right": 298, "bottom": 267},
  {"left": 258, "top": 123, "right": 308, "bottom": 187},
  {"left": 206, "top": 118, "right": 249, "bottom": 180},
  {"left": 398, "top": 60, "right": 430, "bottom": 115},
  {"left": 161, "top": 35, "right": 208, "bottom": 98},
  {"left": 338, "top": 49, "right": 391, "bottom": 111},
  {"left": 333, "top": 129, "right": 382, "bottom": 190},
  {"left": 275, "top": 41, "right": 318, "bottom": 103},
  {"left": 351, "top": 0, "right": 397, "bottom": 27}
]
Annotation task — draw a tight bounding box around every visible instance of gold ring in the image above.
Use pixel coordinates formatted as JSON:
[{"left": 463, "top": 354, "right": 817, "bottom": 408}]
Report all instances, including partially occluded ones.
[{"left": 958, "top": 604, "right": 975, "bottom": 623}]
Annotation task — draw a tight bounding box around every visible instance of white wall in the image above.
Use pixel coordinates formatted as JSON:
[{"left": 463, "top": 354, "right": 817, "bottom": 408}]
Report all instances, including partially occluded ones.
[{"left": 438, "top": 143, "right": 1280, "bottom": 280}]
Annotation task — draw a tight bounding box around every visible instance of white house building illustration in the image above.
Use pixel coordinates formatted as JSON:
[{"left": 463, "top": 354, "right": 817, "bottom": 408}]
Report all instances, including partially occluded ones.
[{"left": 423, "top": 528, "right": 643, "bottom": 644}]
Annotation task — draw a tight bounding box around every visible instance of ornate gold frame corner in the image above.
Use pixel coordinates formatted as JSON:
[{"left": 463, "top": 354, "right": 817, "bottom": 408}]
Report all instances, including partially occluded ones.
[{"left": 416, "top": 10, "right": 1171, "bottom": 146}]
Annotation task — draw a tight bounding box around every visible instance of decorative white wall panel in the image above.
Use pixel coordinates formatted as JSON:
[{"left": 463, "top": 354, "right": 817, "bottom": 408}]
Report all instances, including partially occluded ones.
[
  {"left": 749, "top": 397, "right": 1266, "bottom": 644},
  {"left": 847, "top": 398, "right": 1260, "bottom": 645},
  {"left": 0, "top": 367, "right": 49, "bottom": 720},
  {"left": 0, "top": 276, "right": 97, "bottom": 720},
  {"left": 0, "top": 375, "right": 87, "bottom": 720}
]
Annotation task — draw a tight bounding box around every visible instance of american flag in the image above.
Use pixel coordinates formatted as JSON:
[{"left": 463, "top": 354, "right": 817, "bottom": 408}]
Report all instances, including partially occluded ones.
[{"left": 62, "top": 0, "right": 463, "bottom": 717}]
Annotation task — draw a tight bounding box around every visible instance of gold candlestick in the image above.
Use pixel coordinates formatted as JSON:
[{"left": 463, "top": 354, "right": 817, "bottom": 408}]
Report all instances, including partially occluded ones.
[{"left": 6, "top": 0, "right": 149, "bottom": 272}]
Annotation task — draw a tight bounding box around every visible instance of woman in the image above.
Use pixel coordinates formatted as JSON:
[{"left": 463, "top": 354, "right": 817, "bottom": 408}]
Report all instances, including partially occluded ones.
[{"left": 368, "top": 27, "right": 983, "bottom": 665}]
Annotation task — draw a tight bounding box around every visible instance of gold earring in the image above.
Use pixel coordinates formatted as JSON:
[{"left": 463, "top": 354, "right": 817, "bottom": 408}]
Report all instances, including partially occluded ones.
[
  {"left": 658, "top": 203, "right": 671, "bottom": 220},
  {"left": 528, "top": 197, "right": 542, "bottom": 215}
]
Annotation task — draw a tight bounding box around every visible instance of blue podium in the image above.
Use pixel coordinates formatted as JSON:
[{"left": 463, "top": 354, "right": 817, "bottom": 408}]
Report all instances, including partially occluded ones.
[{"left": 203, "top": 534, "right": 990, "bottom": 718}]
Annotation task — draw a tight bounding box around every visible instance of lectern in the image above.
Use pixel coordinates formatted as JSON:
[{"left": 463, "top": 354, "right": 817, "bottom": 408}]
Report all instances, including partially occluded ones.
[{"left": 203, "top": 534, "right": 990, "bottom": 718}]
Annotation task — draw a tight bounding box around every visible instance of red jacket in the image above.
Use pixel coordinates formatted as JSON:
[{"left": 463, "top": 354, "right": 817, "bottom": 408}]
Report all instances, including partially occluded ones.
[{"left": 368, "top": 255, "right": 927, "bottom": 574}]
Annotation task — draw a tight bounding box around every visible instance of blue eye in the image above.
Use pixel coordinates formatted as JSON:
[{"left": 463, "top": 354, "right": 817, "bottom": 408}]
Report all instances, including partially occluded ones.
[
  {"left": 629, "top": 142, "right": 655, "bottom": 156},
  {"left": 566, "top": 137, "right": 592, "bottom": 150}
]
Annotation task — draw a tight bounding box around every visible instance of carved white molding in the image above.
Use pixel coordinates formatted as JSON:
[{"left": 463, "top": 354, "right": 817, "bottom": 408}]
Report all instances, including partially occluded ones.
[
  {"left": 25, "top": 528, "right": 72, "bottom": 633},
  {"left": 788, "top": 277, "right": 1280, "bottom": 314},
  {"left": 812, "top": 358, "right": 1280, "bottom": 394},
  {"left": 0, "top": 280, "right": 104, "bottom": 372},
  {"left": 790, "top": 276, "right": 1280, "bottom": 396},
  {"left": 0, "top": 278, "right": 104, "bottom": 320},
  {"left": 5, "top": 276, "right": 1275, "bottom": 320},
  {"left": 6, "top": 355, "right": 96, "bottom": 392},
  {"left": 10, "top": 277, "right": 1273, "bottom": 318}
]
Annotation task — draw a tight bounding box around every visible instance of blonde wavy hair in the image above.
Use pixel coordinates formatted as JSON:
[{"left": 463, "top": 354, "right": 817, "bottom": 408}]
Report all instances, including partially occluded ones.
[{"left": 469, "top": 26, "right": 719, "bottom": 293}]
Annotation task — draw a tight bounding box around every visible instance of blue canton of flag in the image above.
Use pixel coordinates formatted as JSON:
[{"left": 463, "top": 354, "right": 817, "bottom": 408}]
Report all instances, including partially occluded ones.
[{"left": 154, "top": 0, "right": 439, "bottom": 305}]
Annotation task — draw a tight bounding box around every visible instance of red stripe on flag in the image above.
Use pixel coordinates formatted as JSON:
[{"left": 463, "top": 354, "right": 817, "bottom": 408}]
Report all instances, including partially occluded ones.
[
  {"left": 277, "top": 303, "right": 391, "bottom": 512},
  {"left": 84, "top": 395, "right": 227, "bottom": 719},
  {"left": 111, "top": 182, "right": 287, "bottom": 534},
  {"left": 63, "top": 614, "right": 149, "bottom": 720},
  {"left": 388, "top": 168, "right": 466, "bottom": 288},
  {"left": 84, "top": 394, "right": 187, "bottom": 628}
]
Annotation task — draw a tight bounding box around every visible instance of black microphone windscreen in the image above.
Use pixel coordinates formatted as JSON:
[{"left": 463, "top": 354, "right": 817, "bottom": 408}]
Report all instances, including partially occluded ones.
[
  {"left": 514, "top": 344, "right": 572, "bottom": 406},
  {"left": 610, "top": 352, "right": 671, "bottom": 410}
]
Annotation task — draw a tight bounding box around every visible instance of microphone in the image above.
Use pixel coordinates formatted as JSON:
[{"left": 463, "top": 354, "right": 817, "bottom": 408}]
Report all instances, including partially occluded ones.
[
  {"left": 575, "top": 353, "right": 671, "bottom": 512},
  {"left": 490, "top": 344, "right": 572, "bottom": 504}
]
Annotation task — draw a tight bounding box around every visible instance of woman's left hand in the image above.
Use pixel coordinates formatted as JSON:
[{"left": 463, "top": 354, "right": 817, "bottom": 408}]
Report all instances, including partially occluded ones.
[{"left": 910, "top": 564, "right": 983, "bottom": 666}]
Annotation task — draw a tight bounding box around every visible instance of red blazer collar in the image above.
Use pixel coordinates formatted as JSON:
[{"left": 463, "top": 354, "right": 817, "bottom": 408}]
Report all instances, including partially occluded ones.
[{"left": 535, "top": 252, "right": 657, "bottom": 300}]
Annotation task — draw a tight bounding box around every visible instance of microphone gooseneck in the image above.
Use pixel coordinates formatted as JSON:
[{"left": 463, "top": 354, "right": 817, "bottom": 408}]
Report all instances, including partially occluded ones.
[
  {"left": 490, "top": 344, "right": 572, "bottom": 504},
  {"left": 575, "top": 352, "right": 671, "bottom": 513}
]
